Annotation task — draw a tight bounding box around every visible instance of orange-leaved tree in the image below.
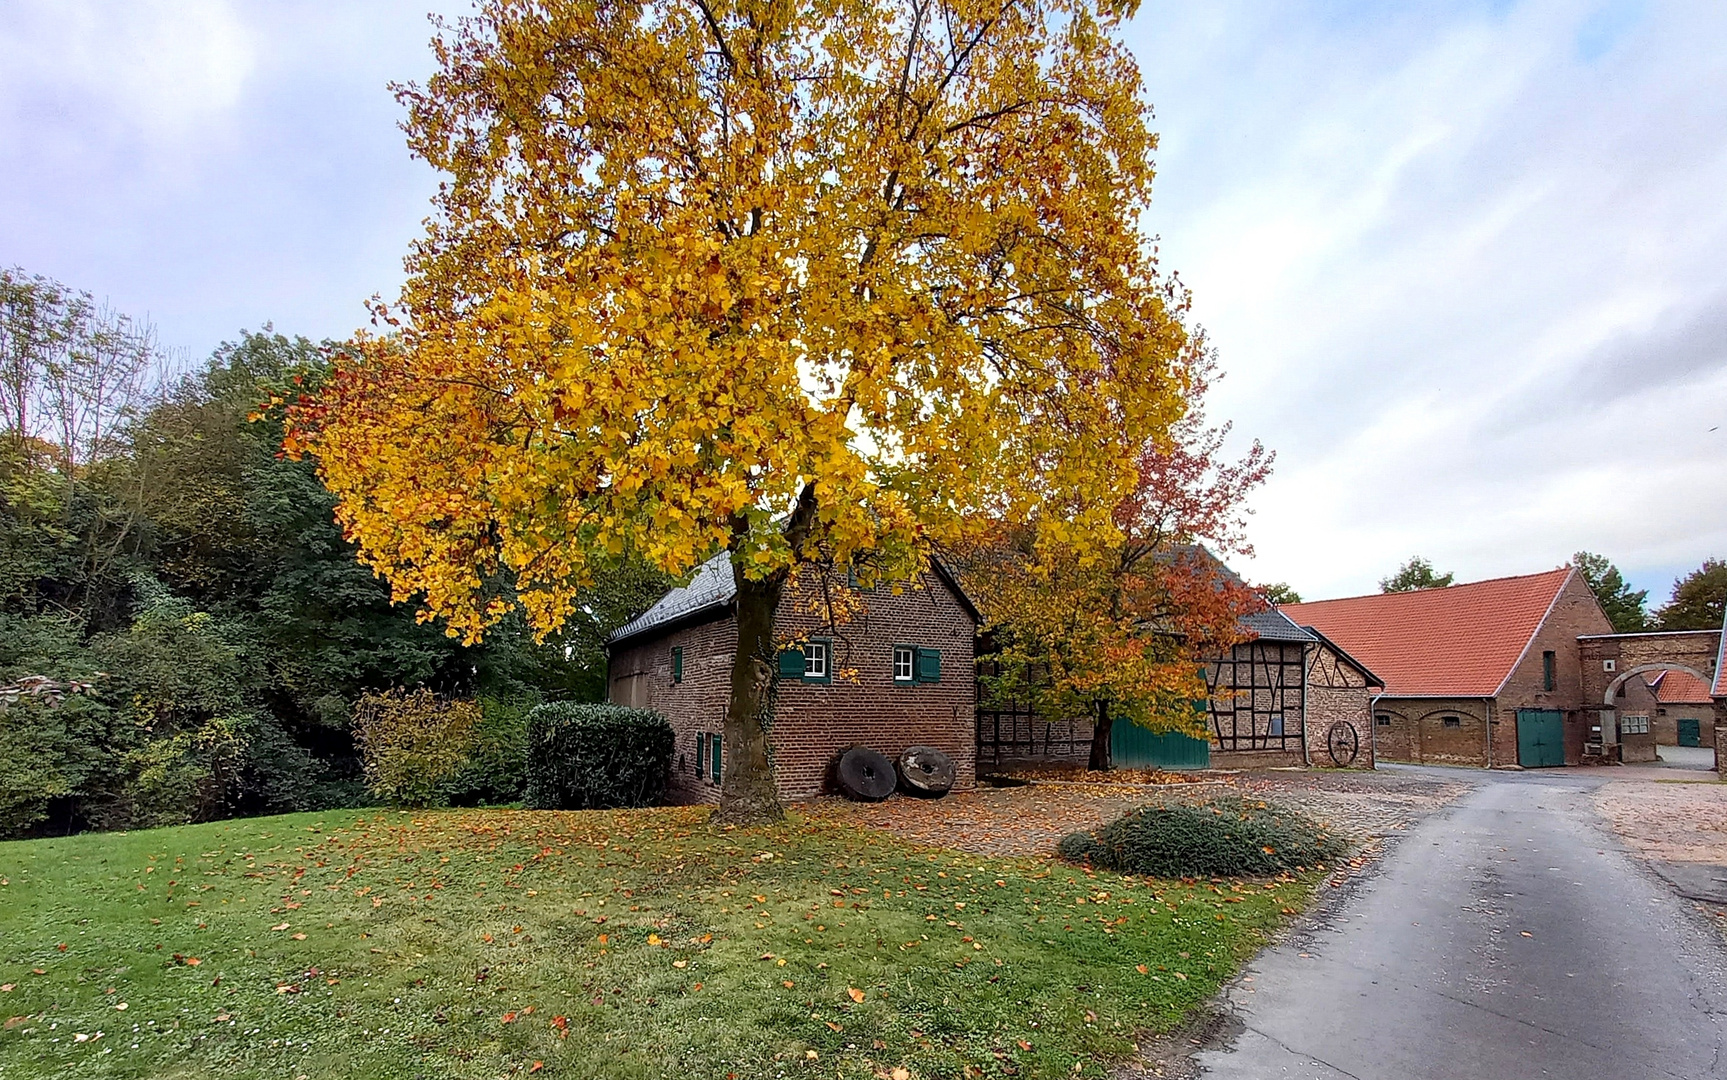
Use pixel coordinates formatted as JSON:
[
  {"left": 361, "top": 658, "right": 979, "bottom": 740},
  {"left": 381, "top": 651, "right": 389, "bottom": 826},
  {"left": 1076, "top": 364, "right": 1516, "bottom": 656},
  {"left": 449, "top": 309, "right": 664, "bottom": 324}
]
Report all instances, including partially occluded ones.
[
  {"left": 285, "top": 0, "right": 1194, "bottom": 822},
  {"left": 966, "top": 352, "right": 1270, "bottom": 770}
]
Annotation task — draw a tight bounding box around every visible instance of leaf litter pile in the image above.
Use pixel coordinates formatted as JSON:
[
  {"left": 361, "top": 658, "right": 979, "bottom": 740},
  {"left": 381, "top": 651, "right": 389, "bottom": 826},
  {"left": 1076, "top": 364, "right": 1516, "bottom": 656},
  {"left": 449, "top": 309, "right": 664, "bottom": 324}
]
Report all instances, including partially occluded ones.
[{"left": 0, "top": 806, "right": 1314, "bottom": 1079}]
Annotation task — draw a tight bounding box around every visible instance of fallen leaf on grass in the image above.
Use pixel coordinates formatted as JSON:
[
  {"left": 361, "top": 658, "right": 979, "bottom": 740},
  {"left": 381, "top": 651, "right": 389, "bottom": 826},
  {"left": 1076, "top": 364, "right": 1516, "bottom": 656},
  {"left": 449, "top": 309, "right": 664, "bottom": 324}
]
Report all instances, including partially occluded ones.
[
  {"left": 783, "top": 980, "right": 795, "bottom": 989},
  {"left": 0, "top": 985, "right": 11, "bottom": 992},
  {"left": 270, "top": 923, "right": 290, "bottom": 932},
  {"left": 530, "top": 1063, "right": 543, "bottom": 1073},
  {"left": 673, "top": 960, "right": 687, "bottom": 969},
  {"left": 291, "top": 933, "right": 307, "bottom": 941},
  {"left": 891, "top": 1069, "right": 910, "bottom": 1080},
  {"left": 848, "top": 987, "right": 866, "bottom": 1003},
  {"left": 1135, "top": 964, "right": 1148, "bottom": 975},
  {"left": 824, "top": 1021, "right": 843, "bottom": 1032},
  {"left": 501, "top": 1011, "right": 518, "bottom": 1023},
  {"left": 1017, "top": 1040, "right": 1033, "bottom": 1051}
]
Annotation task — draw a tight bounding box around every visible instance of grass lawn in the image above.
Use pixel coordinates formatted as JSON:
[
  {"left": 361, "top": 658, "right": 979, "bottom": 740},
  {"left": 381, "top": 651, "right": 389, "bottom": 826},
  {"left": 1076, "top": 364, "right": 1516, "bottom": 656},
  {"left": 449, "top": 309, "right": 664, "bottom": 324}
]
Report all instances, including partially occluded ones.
[{"left": 0, "top": 805, "right": 1314, "bottom": 1079}]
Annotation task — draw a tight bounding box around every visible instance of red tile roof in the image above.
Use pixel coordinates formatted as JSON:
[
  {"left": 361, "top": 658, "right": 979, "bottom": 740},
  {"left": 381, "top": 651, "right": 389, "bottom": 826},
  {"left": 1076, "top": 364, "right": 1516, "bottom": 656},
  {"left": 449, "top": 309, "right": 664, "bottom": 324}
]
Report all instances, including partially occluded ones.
[
  {"left": 1281, "top": 567, "right": 1575, "bottom": 698},
  {"left": 1649, "top": 669, "right": 1714, "bottom": 704}
]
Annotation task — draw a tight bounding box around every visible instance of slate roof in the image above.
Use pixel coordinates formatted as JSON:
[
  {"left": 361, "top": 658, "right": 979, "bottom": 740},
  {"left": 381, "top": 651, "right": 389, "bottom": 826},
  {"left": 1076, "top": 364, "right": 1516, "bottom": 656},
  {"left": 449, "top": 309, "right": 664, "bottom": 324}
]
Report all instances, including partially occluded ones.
[
  {"left": 609, "top": 552, "right": 737, "bottom": 646},
  {"left": 1280, "top": 567, "right": 1575, "bottom": 698},
  {"left": 1648, "top": 669, "right": 1714, "bottom": 705},
  {"left": 1241, "top": 607, "right": 1317, "bottom": 644},
  {"left": 607, "top": 552, "right": 981, "bottom": 648}
]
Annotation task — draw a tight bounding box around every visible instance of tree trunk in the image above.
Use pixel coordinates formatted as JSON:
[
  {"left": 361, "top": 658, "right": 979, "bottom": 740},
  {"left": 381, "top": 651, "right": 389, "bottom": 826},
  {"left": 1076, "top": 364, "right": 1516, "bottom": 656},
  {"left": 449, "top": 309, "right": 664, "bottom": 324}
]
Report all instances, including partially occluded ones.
[
  {"left": 1088, "top": 699, "right": 1113, "bottom": 771},
  {"left": 712, "top": 484, "right": 819, "bottom": 826},
  {"left": 713, "top": 565, "right": 788, "bottom": 825}
]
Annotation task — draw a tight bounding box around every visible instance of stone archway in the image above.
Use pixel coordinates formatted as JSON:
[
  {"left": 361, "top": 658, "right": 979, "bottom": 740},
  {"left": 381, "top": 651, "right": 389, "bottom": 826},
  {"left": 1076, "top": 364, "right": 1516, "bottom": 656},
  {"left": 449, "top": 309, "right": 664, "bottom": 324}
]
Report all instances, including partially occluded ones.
[
  {"left": 1602, "top": 663, "right": 1713, "bottom": 705},
  {"left": 1600, "top": 663, "right": 1715, "bottom": 760}
]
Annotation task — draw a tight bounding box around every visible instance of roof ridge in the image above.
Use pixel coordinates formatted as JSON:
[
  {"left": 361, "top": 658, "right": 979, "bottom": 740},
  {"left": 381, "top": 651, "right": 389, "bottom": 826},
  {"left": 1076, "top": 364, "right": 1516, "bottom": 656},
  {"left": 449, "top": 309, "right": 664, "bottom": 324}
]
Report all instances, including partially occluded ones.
[{"left": 1284, "top": 565, "right": 1572, "bottom": 609}]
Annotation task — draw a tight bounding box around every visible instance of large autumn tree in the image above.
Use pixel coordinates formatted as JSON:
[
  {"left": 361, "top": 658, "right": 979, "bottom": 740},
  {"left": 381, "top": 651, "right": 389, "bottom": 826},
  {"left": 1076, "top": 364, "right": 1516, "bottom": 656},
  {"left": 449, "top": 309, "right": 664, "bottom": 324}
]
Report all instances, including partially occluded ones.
[
  {"left": 963, "top": 352, "right": 1269, "bottom": 769},
  {"left": 287, "top": 0, "right": 1195, "bottom": 822}
]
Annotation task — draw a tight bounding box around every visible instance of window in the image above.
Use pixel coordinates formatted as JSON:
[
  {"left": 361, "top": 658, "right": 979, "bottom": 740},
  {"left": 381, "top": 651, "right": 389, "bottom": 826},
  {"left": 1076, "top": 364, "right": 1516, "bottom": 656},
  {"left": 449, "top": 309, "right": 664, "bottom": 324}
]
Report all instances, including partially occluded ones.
[
  {"left": 777, "top": 640, "right": 832, "bottom": 684},
  {"left": 672, "top": 646, "right": 684, "bottom": 684},
  {"left": 1622, "top": 714, "right": 1650, "bottom": 735},
  {"left": 1268, "top": 714, "right": 1284, "bottom": 737},
  {"left": 694, "top": 733, "right": 705, "bottom": 776},
  {"left": 804, "top": 640, "right": 829, "bottom": 680},
  {"left": 1542, "top": 651, "right": 1555, "bottom": 692},
  {"left": 893, "top": 645, "right": 914, "bottom": 682},
  {"left": 710, "top": 733, "right": 723, "bottom": 782},
  {"left": 1603, "top": 659, "right": 1617, "bottom": 673},
  {"left": 1441, "top": 715, "right": 1461, "bottom": 728},
  {"left": 1375, "top": 714, "right": 1392, "bottom": 727}
]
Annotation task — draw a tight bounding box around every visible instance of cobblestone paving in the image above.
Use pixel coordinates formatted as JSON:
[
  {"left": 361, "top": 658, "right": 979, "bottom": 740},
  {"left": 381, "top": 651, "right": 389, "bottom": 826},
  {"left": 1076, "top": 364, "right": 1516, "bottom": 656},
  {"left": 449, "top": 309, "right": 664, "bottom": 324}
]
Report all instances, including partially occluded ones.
[{"left": 814, "top": 768, "right": 1472, "bottom": 860}]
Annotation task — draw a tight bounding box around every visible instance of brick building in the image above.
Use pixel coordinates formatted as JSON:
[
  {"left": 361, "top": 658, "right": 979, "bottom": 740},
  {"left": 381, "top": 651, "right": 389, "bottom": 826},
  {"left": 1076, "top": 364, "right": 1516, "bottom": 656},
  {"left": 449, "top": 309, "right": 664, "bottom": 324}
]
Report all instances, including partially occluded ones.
[
  {"left": 1578, "top": 629, "right": 1721, "bottom": 759},
  {"left": 1283, "top": 568, "right": 1614, "bottom": 768},
  {"left": 1643, "top": 670, "right": 1716, "bottom": 747},
  {"left": 607, "top": 554, "right": 979, "bottom": 803}
]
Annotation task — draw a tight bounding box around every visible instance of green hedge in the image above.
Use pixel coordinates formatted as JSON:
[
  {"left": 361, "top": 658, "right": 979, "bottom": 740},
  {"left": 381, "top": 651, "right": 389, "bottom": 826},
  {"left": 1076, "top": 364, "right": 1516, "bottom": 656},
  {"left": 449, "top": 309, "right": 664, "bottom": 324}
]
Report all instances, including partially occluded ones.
[
  {"left": 523, "top": 703, "right": 674, "bottom": 810},
  {"left": 1057, "top": 795, "right": 1345, "bottom": 877}
]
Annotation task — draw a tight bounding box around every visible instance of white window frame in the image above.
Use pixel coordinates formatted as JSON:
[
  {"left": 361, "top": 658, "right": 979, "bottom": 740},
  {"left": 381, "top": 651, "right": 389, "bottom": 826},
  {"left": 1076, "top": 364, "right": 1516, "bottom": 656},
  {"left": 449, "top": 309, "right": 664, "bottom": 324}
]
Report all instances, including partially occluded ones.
[
  {"left": 1622, "top": 714, "right": 1650, "bottom": 735},
  {"left": 893, "top": 645, "right": 914, "bottom": 682},
  {"left": 804, "top": 640, "right": 829, "bottom": 680}
]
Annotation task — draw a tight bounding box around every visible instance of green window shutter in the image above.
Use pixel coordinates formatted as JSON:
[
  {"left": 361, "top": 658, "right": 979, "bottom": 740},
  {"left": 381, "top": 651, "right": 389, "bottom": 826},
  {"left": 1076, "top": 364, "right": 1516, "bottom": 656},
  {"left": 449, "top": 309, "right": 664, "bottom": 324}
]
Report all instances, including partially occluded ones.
[
  {"left": 693, "top": 732, "right": 704, "bottom": 774},
  {"left": 711, "top": 733, "right": 723, "bottom": 783},
  {"left": 915, "top": 647, "right": 941, "bottom": 683},
  {"left": 672, "top": 646, "right": 683, "bottom": 683},
  {"left": 778, "top": 647, "right": 805, "bottom": 678}
]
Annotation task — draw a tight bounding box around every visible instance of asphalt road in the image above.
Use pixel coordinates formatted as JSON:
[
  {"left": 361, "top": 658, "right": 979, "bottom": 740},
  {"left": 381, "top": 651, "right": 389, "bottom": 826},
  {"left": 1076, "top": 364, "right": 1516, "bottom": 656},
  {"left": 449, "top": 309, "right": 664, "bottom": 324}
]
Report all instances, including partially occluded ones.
[{"left": 1193, "top": 767, "right": 1727, "bottom": 1079}]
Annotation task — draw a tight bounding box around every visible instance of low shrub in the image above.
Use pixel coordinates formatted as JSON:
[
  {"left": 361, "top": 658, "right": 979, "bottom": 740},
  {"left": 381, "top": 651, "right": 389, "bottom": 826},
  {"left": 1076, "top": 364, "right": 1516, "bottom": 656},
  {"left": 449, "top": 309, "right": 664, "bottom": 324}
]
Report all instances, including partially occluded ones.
[
  {"left": 440, "top": 697, "right": 532, "bottom": 806},
  {"left": 1057, "top": 795, "right": 1345, "bottom": 877},
  {"left": 523, "top": 702, "right": 674, "bottom": 810},
  {"left": 352, "top": 689, "right": 482, "bottom": 808}
]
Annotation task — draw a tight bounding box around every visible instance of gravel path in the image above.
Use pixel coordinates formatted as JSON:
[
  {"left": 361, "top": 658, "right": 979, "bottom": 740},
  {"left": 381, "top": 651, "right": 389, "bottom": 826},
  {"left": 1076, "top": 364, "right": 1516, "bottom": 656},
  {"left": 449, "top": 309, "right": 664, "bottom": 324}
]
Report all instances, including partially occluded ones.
[{"left": 814, "top": 767, "right": 1472, "bottom": 860}]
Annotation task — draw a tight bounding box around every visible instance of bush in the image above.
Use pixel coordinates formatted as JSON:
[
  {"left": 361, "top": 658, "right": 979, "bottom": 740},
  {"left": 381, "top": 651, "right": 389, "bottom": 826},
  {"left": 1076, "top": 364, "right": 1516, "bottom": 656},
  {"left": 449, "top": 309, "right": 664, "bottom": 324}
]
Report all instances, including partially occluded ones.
[
  {"left": 440, "top": 697, "right": 532, "bottom": 806},
  {"left": 523, "top": 703, "right": 674, "bottom": 810},
  {"left": 352, "top": 689, "right": 482, "bottom": 807},
  {"left": 1057, "top": 795, "right": 1345, "bottom": 877}
]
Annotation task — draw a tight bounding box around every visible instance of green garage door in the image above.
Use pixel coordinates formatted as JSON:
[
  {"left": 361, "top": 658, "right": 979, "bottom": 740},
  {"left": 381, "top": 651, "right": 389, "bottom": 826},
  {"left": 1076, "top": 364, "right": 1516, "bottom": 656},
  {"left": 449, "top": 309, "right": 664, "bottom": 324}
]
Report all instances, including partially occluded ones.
[
  {"left": 1516, "top": 709, "right": 1565, "bottom": 768},
  {"left": 1112, "top": 722, "right": 1210, "bottom": 770},
  {"left": 1679, "top": 717, "right": 1702, "bottom": 747}
]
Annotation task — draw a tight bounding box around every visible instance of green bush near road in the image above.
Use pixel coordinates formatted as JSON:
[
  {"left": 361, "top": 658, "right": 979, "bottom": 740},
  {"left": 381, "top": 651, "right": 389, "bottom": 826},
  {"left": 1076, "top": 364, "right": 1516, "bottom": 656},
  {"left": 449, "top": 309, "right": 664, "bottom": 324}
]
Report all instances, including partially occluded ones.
[{"left": 1059, "top": 795, "right": 1345, "bottom": 877}]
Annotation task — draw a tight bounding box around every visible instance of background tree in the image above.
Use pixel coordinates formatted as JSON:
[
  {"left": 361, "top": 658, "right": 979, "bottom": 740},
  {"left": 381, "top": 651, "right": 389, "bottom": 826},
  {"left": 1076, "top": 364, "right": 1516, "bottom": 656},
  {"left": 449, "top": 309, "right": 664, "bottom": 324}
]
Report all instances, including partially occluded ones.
[
  {"left": 1259, "top": 582, "right": 1301, "bottom": 605},
  {"left": 1573, "top": 551, "right": 1648, "bottom": 633},
  {"left": 1655, "top": 558, "right": 1727, "bottom": 631},
  {"left": 966, "top": 353, "right": 1270, "bottom": 770},
  {"left": 288, "top": 0, "right": 1196, "bottom": 821},
  {"left": 1380, "top": 556, "right": 1454, "bottom": 593}
]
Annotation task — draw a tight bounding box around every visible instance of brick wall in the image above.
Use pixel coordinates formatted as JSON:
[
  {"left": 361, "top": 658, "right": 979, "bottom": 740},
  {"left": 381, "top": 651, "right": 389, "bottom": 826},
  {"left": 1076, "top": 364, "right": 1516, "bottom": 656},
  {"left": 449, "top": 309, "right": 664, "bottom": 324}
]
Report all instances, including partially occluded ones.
[
  {"left": 1304, "top": 639, "right": 1377, "bottom": 769},
  {"left": 1577, "top": 629, "right": 1721, "bottom": 750},
  {"left": 1371, "top": 699, "right": 1492, "bottom": 766},
  {"left": 1493, "top": 571, "right": 1614, "bottom": 765},
  {"left": 610, "top": 568, "right": 977, "bottom": 803}
]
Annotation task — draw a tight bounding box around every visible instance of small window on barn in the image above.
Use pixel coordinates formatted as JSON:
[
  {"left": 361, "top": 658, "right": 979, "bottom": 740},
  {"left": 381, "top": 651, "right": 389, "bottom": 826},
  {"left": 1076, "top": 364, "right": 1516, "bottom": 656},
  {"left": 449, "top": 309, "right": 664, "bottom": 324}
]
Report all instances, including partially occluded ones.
[
  {"left": 893, "top": 645, "right": 914, "bottom": 682},
  {"left": 1442, "top": 715, "right": 1461, "bottom": 728},
  {"left": 1542, "top": 651, "right": 1555, "bottom": 692},
  {"left": 672, "top": 646, "right": 684, "bottom": 684},
  {"left": 1375, "top": 714, "right": 1391, "bottom": 726},
  {"left": 1603, "top": 659, "right": 1617, "bottom": 673},
  {"left": 1268, "top": 714, "right": 1284, "bottom": 737}
]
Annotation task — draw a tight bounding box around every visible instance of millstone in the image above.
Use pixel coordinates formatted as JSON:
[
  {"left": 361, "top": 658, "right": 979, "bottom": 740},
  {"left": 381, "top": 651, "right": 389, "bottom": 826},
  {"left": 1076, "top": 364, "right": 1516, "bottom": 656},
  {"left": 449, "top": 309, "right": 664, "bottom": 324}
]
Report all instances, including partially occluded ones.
[
  {"left": 835, "top": 745, "right": 897, "bottom": 801},
  {"left": 897, "top": 745, "right": 956, "bottom": 797}
]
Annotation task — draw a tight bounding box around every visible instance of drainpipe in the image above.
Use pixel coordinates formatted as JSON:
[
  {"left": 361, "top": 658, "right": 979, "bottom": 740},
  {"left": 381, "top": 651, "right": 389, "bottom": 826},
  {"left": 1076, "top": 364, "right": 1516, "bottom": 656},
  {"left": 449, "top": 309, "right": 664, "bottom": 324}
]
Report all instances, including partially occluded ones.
[
  {"left": 1301, "top": 642, "right": 1312, "bottom": 767},
  {"left": 1368, "top": 691, "right": 1383, "bottom": 770},
  {"left": 1485, "top": 697, "right": 1494, "bottom": 769}
]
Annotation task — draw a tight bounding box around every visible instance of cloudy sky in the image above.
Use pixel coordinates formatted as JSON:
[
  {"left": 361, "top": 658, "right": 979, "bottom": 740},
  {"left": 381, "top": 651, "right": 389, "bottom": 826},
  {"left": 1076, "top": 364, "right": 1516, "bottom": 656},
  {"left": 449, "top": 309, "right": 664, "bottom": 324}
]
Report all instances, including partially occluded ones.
[{"left": 2, "top": 0, "right": 1723, "bottom": 604}]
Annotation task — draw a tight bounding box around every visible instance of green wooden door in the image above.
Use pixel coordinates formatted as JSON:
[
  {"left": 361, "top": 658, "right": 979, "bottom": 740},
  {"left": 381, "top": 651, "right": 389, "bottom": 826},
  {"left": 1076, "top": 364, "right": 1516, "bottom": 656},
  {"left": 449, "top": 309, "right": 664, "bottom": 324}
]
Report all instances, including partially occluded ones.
[
  {"left": 1516, "top": 709, "right": 1565, "bottom": 768},
  {"left": 1679, "top": 717, "right": 1702, "bottom": 747},
  {"left": 1112, "top": 722, "right": 1210, "bottom": 770}
]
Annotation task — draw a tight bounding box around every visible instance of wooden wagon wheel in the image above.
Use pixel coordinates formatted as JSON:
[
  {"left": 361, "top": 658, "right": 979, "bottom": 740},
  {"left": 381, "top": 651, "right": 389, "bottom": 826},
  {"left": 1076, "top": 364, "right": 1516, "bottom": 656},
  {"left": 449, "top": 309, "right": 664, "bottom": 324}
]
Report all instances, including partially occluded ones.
[{"left": 1326, "top": 721, "right": 1360, "bottom": 767}]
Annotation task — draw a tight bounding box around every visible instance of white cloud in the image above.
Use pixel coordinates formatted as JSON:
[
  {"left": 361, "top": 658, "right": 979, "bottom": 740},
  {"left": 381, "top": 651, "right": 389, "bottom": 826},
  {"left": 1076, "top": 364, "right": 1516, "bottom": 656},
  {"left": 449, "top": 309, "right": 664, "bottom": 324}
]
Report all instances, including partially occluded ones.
[
  {"left": 0, "top": 0, "right": 257, "bottom": 137},
  {"left": 1130, "top": 0, "right": 1727, "bottom": 600}
]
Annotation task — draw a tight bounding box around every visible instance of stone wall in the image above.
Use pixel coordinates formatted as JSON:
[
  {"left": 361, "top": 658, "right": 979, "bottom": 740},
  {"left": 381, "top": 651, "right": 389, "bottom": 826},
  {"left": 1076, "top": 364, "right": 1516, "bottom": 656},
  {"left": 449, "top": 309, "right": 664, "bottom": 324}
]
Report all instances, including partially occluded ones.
[
  {"left": 1371, "top": 698, "right": 1493, "bottom": 767},
  {"left": 610, "top": 569, "right": 977, "bottom": 803}
]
